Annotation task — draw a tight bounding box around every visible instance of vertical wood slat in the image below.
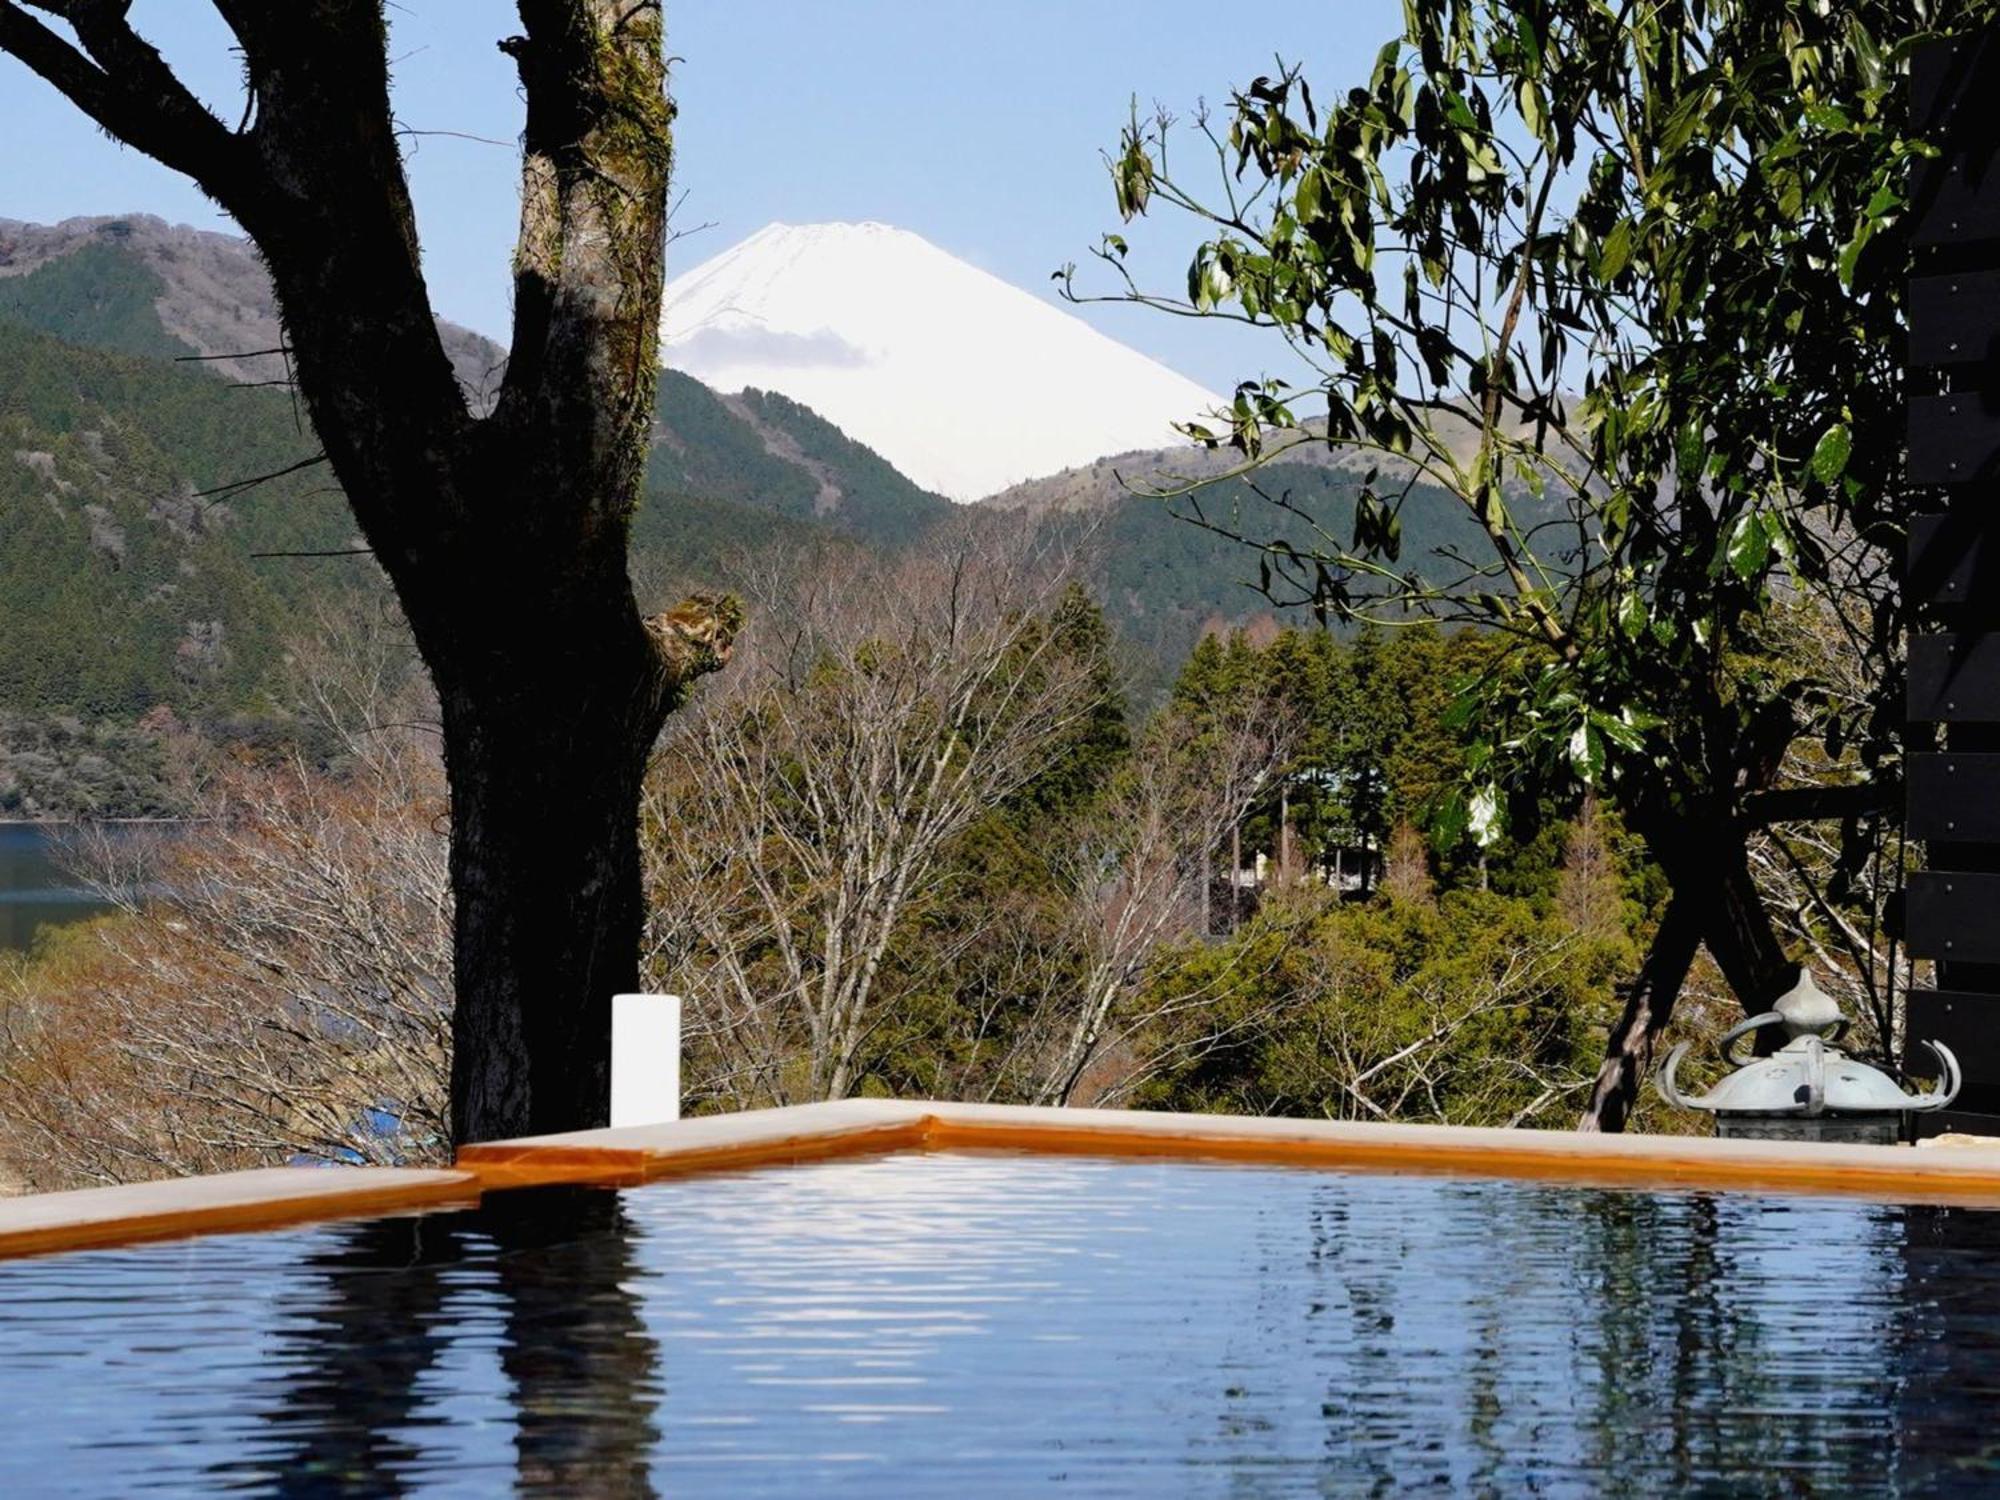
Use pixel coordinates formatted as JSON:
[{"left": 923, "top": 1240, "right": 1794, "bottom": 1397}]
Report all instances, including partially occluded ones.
[
  {"left": 1905, "top": 871, "right": 2000, "bottom": 964},
  {"left": 1908, "top": 634, "right": 2000, "bottom": 722},
  {"left": 1907, "top": 512, "right": 2000, "bottom": 607}
]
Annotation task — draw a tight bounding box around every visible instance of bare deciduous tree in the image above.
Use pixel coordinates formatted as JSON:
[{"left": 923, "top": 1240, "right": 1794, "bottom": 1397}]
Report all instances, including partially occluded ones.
[
  {"left": 0, "top": 610, "right": 453, "bottom": 1189},
  {"left": 1024, "top": 703, "right": 1286, "bottom": 1106},
  {"left": 643, "top": 533, "right": 1105, "bottom": 1106}
]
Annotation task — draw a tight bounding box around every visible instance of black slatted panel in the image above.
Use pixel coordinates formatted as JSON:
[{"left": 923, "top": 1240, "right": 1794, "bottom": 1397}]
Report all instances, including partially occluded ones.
[
  {"left": 1908, "top": 393, "right": 2000, "bottom": 485},
  {"left": 1907, "top": 512, "right": 2000, "bottom": 607},
  {"left": 1905, "top": 34, "right": 2000, "bottom": 1133},
  {"left": 1913, "top": 31, "right": 2000, "bottom": 134},
  {"left": 1912, "top": 156, "right": 2000, "bottom": 250},
  {"left": 1912, "top": 32, "right": 2000, "bottom": 248},
  {"left": 1906, "top": 990, "right": 2000, "bottom": 1081},
  {"left": 1914, "top": 1105, "right": 2000, "bottom": 1138},
  {"left": 1911, "top": 271, "right": 2000, "bottom": 366}
]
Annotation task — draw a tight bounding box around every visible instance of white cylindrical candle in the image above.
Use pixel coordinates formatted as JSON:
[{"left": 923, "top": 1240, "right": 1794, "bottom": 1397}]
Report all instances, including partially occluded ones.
[{"left": 611, "top": 993, "right": 683, "bottom": 1127}]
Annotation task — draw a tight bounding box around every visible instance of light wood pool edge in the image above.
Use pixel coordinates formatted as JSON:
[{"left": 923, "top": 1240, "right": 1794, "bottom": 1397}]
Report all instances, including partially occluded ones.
[
  {"left": 455, "top": 1101, "right": 2000, "bottom": 1208},
  {"left": 15, "top": 1101, "right": 2000, "bottom": 1260},
  {"left": 0, "top": 1167, "right": 480, "bottom": 1262}
]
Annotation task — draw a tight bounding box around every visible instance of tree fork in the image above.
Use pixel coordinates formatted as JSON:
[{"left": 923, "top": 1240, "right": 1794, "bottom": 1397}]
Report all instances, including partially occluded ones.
[{"left": 0, "top": 1, "right": 737, "bottom": 1144}]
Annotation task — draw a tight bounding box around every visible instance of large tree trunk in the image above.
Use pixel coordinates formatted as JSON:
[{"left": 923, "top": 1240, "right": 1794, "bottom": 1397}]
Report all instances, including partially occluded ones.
[
  {"left": 440, "top": 611, "right": 666, "bottom": 1140},
  {"left": 0, "top": 3, "right": 739, "bottom": 1145}
]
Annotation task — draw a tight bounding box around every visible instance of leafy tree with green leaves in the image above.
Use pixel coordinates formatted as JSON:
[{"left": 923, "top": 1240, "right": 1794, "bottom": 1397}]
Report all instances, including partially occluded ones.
[
  {"left": 1070, "top": 0, "right": 1960, "bottom": 1127},
  {"left": 1129, "top": 884, "right": 1631, "bottom": 1127}
]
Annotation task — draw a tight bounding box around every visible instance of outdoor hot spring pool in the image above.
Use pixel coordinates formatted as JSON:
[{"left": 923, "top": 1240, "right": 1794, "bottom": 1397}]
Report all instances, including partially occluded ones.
[{"left": 3, "top": 1150, "right": 1997, "bottom": 1496}]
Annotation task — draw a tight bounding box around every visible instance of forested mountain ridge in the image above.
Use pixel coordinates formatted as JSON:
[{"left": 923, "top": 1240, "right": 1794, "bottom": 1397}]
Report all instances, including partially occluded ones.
[
  {"left": 0, "top": 214, "right": 1376, "bottom": 812},
  {"left": 0, "top": 313, "right": 851, "bottom": 802},
  {"left": 0, "top": 214, "right": 503, "bottom": 399},
  {"left": 646, "top": 369, "right": 955, "bottom": 545},
  {"left": 0, "top": 233, "right": 849, "bottom": 812}
]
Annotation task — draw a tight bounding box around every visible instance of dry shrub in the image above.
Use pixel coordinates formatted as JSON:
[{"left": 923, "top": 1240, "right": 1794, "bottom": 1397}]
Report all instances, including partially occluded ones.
[
  {"left": 0, "top": 606, "right": 452, "bottom": 1190},
  {"left": 1381, "top": 821, "right": 1437, "bottom": 909}
]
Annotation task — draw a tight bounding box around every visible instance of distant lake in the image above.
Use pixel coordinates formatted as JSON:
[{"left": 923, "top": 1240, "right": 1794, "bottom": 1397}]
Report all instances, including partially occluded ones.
[{"left": 0, "top": 824, "right": 115, "bottom": 953}]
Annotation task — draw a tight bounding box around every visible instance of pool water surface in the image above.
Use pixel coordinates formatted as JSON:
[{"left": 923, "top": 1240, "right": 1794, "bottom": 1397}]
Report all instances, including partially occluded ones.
[{"left": 2, "top": 1150, "right": 1997, "bottom": 1496}]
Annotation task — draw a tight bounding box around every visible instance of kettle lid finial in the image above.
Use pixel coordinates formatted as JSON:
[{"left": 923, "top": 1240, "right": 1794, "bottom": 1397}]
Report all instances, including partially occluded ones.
[{"left": 1773, "top": 967, "right": 1844, "bottom": 1040}]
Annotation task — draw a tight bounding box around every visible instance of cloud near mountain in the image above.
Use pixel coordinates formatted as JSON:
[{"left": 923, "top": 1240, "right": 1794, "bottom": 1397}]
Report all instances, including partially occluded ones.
[{"left": 670, "top": 325, "right": 872, "bottom": 371}]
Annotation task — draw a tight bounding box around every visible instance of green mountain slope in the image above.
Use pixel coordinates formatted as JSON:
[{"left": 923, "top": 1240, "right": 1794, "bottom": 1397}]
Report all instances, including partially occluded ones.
[
  {"left": 0, "top": 317, "right": 847, "bottom": 721},
  {"left": 0, "top": 216, "right": 1473, "bottom": 809},
  {"left": 0, "top": 241, "right": 196, "bottom": 363},
  {"left": 0, "top": 299, "right": 843, "bottom": 812},
  {"left": 648, "top": 370, "right": 953, "bottom": 544},
  {"left": 0, "top": 318, "right": 345, "bottom": 720},
  {"left": 1043, "top": 462, "right": 1518, "bottom": 696}
]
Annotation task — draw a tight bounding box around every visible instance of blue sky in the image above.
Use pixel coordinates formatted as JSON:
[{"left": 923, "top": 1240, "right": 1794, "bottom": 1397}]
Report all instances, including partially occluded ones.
[{"left": 0, "top": 1, "right": 1405, "bottom": 392}]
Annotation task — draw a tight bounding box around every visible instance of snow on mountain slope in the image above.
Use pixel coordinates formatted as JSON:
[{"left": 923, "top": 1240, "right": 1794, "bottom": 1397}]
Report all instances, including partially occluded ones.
[{"left": 662, "top": 222, "right": 1221, "bottom": 503}]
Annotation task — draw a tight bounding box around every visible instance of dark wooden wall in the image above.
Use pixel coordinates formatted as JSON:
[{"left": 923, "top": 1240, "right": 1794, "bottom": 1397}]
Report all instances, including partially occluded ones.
[{"left": 1904, "top": 31, "right": 2000, "bottom": 1133}]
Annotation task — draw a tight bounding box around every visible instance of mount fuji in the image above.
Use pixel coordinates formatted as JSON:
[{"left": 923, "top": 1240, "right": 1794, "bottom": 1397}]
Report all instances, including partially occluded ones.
[{"left": 661, "top": 221, "right": 1221, "bottom": 503}]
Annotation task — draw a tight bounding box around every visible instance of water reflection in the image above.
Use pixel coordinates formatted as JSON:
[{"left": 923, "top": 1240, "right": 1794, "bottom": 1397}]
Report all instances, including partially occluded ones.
[
  {"left": 0, "top": 822, "right": 115, "bottom": 950},
  {"left": 1900, "top": 1205, "right": 2000, "bottom": 1484},
  {"left": 485, "top": 1189, "right": 661, "bottom": 1495},
  {"left": 236, "top": 1213, "right": 469, "bottom": 1494},
  {"left": 13, "top": 1156, "right": 2000, "bottom": 1495},
  {"left": 213, "top": 1187, "right": 661, "bottom": 1496}
]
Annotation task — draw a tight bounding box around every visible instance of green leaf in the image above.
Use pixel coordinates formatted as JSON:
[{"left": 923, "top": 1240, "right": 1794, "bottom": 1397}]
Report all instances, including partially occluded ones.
[
  {"left": 1837, "top": 220, "right": 1872, "bottom": 287},
  {"left": 1514, "top": 12, "right": 1543, "bottom": 72},
  {"left": 1810, "top": 422, "right": 1851, "bottom": 484},
  {"left": 1598, "top": 220, "right": 1633, "bottom": 281},
  {"left": 1518, "top": 79, "right": 1545, "bottom": 142},
  {"left": 1295, "top": 168, "right": 1324, "bottom": 224},
  {"left": 1567, "top": 722, "right": 1604, "bottom": 785},
  {"left": 1467, "top": 784, "right": 1503, "bottom": 847},
  {"left": 1592, "top": 710, "right": 1645, "bottom": 755},
  {"left": 1189, "top": 247, "right": 1236, "bottom": 311},
  {"left": 1725, "top": 511, "right": 1771, "bottom": 580},
  {"left": 1113, "top": 137, "right": 1154, "bottom": 221}
]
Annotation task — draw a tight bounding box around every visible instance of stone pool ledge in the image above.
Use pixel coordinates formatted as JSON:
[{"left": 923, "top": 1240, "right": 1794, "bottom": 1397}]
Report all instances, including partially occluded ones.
[
  {"left": 458, "top": 1098, "right": 2000, "bottom": 1208},
  {"left": 0, "top": 1165, "right": 478, "bottom": 1260}
]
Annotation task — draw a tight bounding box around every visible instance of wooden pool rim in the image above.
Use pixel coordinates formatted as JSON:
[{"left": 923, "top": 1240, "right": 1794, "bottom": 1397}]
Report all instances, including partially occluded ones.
[{"left": 11, "top": 1099, "right": 2000, "bottom": 1260}]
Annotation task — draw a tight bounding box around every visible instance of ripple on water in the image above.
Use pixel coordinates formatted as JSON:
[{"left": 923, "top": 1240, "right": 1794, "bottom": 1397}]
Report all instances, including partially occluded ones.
[{"left": 2, "top": 1150, "right": 1999, "bottom": 1496}]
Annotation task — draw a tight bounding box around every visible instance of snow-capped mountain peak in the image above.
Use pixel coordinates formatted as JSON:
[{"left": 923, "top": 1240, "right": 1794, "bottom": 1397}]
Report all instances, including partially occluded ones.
[{"left": 662, "top": 221, "right": 1220, "bottom": 503}]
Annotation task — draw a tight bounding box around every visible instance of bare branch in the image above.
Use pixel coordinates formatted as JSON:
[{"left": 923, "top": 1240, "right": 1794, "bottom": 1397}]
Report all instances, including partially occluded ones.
[{"left": 0, "top": 1, "right": 249, "bottom": 197}]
